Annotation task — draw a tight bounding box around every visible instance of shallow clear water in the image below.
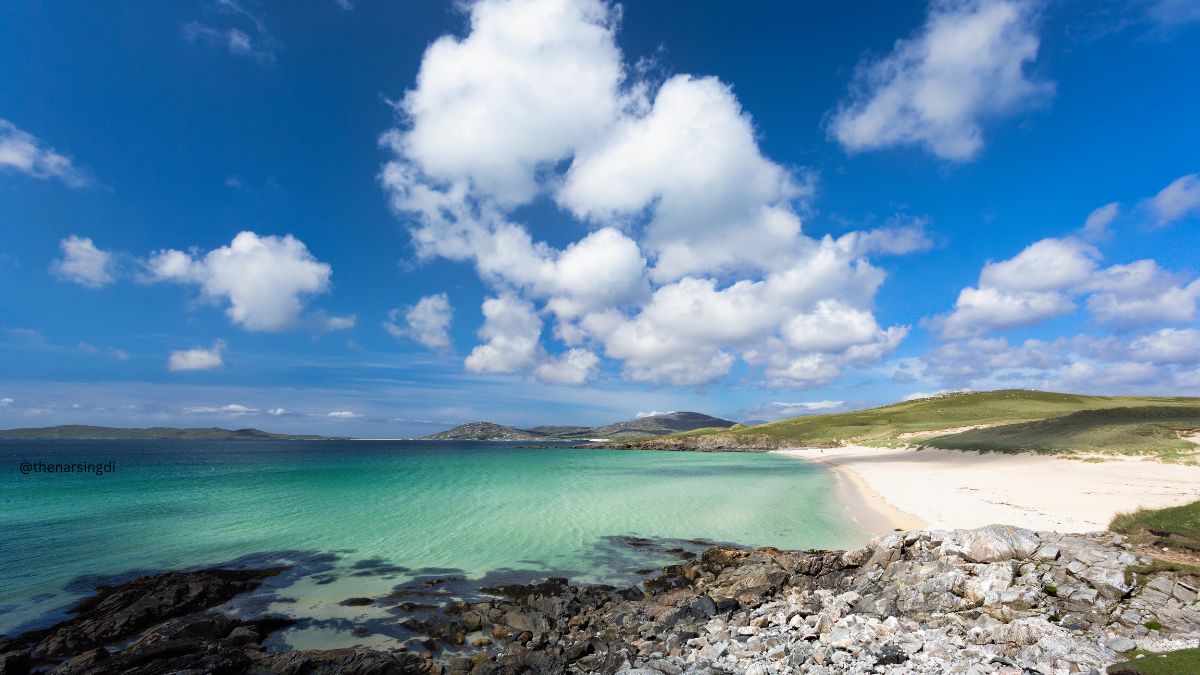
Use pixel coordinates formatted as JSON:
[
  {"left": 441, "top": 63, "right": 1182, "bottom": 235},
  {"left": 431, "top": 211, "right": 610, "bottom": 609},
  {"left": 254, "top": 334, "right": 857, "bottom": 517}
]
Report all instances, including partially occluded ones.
[{"left": 0, "top": 440, "right": 864, "bottom": 648}]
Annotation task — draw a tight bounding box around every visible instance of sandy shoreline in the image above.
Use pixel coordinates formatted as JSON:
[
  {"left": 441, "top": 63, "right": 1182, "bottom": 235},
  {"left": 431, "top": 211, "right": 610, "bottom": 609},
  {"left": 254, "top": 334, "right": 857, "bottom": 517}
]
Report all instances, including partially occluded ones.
[{"left": 775, "top": 446, "right": 1200, "bottom": 536}]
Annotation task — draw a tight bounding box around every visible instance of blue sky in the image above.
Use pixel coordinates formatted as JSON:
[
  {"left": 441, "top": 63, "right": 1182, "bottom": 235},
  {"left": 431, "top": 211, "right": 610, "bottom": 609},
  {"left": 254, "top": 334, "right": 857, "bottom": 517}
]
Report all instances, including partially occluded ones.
[{"left": 2, "top": 0, "right": 1199, "bottom": 436}]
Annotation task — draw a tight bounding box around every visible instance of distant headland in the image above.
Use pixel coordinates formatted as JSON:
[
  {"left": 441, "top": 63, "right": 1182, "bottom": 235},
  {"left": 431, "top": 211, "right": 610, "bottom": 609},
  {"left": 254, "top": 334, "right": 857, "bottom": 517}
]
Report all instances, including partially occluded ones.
[
  {"left": 0, "top": 425, "right": 337, "bottom": 441},
  {"left": 419, "top": 411, "right": 738, "bottom": 441}
]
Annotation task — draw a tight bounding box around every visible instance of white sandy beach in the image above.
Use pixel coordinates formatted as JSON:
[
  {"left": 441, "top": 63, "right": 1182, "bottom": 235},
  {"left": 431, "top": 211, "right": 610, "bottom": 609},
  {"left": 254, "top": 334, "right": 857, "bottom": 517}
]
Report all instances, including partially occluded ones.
[{"left": 776, "top": 446, "right": 1200, "bottom": 537}]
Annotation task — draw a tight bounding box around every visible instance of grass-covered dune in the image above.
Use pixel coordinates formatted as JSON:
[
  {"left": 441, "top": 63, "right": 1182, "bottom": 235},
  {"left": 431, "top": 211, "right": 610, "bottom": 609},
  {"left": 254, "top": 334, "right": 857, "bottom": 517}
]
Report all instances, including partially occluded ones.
[
  {"left": 922, "top": 406, "right": 1200, "bottom": 458},
  {"left": 1112, "top": 500, "right": 1200, "bottom": 556},
  {"left": 674, "top": 390, "right": 1200, "bottom": 457}
]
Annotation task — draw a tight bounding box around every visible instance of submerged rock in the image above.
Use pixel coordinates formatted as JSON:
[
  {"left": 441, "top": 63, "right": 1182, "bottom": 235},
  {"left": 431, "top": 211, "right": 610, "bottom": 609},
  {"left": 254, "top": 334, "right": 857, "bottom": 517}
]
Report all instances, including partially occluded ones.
[{"left": 0, "top": 566, "right": 286, "bottom": 662}]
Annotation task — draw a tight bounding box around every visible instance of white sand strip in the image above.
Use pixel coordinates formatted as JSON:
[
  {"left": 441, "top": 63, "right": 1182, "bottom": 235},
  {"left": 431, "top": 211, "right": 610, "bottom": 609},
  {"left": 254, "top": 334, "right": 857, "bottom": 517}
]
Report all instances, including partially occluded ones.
[{"left": 775, "top": 446, "right": 1200, "bottom": 534}]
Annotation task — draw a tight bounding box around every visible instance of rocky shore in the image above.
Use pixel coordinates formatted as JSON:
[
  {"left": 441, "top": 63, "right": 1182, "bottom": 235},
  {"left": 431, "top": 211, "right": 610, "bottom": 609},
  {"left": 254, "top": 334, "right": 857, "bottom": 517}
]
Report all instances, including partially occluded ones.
[{"left": 2, "top": 526, "right": 1198, "bottom": 674}]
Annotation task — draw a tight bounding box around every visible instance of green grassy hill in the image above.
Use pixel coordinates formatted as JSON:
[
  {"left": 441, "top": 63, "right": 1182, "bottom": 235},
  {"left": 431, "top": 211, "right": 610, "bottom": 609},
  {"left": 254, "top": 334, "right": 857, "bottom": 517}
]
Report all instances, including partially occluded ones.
[{"left": 677, "top": 390, "right": 1200, "bottom": 457}]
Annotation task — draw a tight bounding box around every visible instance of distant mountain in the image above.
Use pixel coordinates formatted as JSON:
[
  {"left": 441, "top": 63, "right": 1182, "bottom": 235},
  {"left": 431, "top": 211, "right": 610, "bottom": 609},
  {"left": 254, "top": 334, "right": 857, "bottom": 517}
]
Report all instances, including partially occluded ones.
[
  {"left": 420, "top": 412, "right": 737, "bottom": 441},
  {"left": 0, "top": 425, "right": 334, "bottom": 440},
  {"left": 525, "top": 425, "right": 594, "bottom": 437},
  {"left": 593, "top": 412, "right": 739, "bottom": 438}
]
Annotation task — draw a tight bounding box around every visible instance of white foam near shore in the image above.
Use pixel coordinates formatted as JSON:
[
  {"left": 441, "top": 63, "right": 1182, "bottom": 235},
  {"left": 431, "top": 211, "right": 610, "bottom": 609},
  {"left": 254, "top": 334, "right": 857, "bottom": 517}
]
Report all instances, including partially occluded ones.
[{"left": 775, "top": 445, "right": 1200, "bottom": 536}]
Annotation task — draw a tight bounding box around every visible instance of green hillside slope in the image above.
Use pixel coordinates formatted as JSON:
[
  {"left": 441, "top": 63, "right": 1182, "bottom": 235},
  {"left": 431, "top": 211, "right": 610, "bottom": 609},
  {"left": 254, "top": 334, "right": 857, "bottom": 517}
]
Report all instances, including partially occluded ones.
[
  {"left": 678, "top": 390, "right": 1200, "bottom": 457},
  {"left": 923, "top": 406, "right": 1200, "bottom": 457}
]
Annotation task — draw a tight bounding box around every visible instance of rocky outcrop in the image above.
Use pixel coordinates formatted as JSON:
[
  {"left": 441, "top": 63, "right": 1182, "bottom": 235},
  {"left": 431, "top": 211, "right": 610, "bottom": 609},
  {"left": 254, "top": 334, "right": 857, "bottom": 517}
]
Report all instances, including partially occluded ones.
[
  {"left": 585, "top": 433, "right": 790, "bottom": 452},
  {"left": 441, "top": 527, "right": 1199, "bottom": 674},
  {"left": 3, "top": 526, "right": 1198, "bottom": 675}
]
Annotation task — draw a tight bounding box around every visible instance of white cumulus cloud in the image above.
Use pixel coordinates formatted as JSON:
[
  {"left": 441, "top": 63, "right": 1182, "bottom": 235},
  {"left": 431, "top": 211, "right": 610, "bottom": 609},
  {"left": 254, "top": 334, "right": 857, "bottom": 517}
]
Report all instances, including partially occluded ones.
[
  {"left": 395, "top": 0, "right": 622, "bottom": 205},
  {"left": 933, "top": 286, "right": 1074, "bottom": 339},
  {"left": 1085, "top": 277, "right": 1200, "bottom": 328},
  {"left": 1130, "top": 328, "right": 1200, "bottom": 365},
  {"left": 379, "top": 0, "right": 916, "bottom": 389},
  {"left": 146, "top": 231, "right": 334, "bottom": 331},
  {"left": 168, "top": 340, "right": 226, "bottom": 372},
  {"left": 385, "top": 293, "right": 454, "bottom": 350},
  {"left": 559, "top": 75, "right": 807, "bottom": 281},
  {"left": 978, "top": 238, "right": 1100, "bottom": 293},
  {"left": 51, "top": 236, "right": 115, "bottom": 288},
  {"left": 830, "top": 0, "right": 1052, "bottom": 161},
  {"left": 931, "top": 232, "right": 1200, "bottom": 337},
  {"left": 533, "top": 348, "right": 599, "bottom": 385},
  {"left": 464, "top": 295, "right": 544, "bottom": 374},
  {"left": 782, "top": 300, "right": 894, "bottom": 354},
  {"left": 914, "top": 331, "right": 1200, "bottom": 395}
]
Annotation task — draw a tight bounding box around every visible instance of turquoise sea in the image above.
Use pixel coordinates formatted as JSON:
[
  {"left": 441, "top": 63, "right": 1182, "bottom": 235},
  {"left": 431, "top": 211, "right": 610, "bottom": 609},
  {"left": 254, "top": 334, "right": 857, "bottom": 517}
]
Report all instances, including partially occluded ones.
[{"left": 0, "top": 440, "right": 864, "bottom": 650}]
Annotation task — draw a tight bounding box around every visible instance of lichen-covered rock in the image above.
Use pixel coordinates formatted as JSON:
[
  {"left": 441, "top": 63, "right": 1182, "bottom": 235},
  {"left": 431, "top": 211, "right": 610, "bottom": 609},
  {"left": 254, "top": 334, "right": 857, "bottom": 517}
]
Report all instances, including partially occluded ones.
[{"left": 938, "top": 525, "right": 1042, "bottom": 563}]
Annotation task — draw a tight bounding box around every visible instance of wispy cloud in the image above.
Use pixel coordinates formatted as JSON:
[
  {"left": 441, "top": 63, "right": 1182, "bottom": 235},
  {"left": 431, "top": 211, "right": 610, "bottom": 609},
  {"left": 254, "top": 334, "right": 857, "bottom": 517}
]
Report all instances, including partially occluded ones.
[
  {"left": 1144, "top": 0, "right": 1200, "bottom": 31},
  {"left": 739, "top": 400, "right": 847, "bottom": 422},
  {"left": 79, "top": 342, "right": 130, "bottom": 361},
  {"left": 1146, "top": 173, "right": 1200, "bottom": 226},
  {"left": 830, "top": 0, "right": 1052, "bottom": 161},
  {"left": 183, "top": 0, "right": 279, "bottom": 64},
  {"left": 0, "top": 120, "right": 90, "bottom": 187},
  {"left": 184, "top": 403, "right": 258, "bottom": 414}
]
